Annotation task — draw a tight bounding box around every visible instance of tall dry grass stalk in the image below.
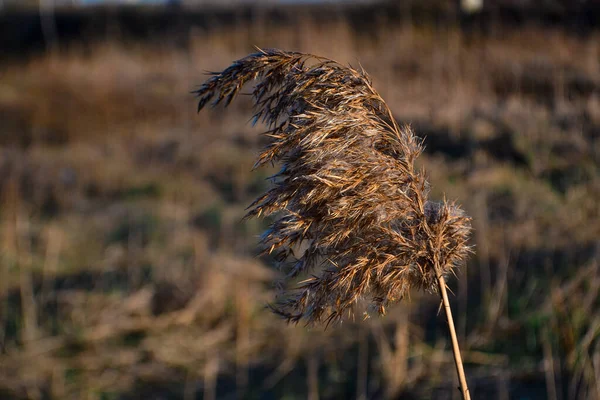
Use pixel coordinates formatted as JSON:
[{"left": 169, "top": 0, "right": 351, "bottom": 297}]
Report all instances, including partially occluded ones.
[{"left": 195, "top": 49, "right": 473, "bottom": 399}]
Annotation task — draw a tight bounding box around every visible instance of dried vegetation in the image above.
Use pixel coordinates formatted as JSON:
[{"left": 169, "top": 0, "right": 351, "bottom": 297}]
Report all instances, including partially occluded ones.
[
  {"left": 195, "top": 49, "right": 471, "bottom": 324},
  {"left": 0, "top": 9, "right": 599, "bottom": 400}
]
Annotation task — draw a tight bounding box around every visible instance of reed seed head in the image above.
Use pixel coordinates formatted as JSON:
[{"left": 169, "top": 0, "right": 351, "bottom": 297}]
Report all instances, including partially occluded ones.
[{"left": 195, "top": 49, "right": 472, "bottom": 324}]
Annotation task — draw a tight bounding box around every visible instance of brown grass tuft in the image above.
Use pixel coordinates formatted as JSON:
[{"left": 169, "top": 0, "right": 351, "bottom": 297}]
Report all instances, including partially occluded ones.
[{"left": 195, "top": 48, "right": 472, "bottom": 325}]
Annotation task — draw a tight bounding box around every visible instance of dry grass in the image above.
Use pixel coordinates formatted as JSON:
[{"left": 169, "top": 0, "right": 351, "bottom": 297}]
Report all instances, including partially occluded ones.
[
  {"left": 0, "top": 10, "right": 598, "bottom": 399},
  {"left": 195, "top": 49, "right": 471, "bottom": 324},
  {"left": 196, "top": 48, "right": 475, "bottom": 398}
]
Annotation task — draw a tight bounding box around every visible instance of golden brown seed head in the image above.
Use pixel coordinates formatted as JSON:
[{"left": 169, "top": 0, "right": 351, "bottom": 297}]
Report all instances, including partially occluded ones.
[{"left": 195, "top": 49, "right": 472, "bottom": 324}]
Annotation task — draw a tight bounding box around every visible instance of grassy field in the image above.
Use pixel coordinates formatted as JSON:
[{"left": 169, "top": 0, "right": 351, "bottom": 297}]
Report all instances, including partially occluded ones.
[{"left": 0, "top": 5, "right": 599, "bottom": 399}]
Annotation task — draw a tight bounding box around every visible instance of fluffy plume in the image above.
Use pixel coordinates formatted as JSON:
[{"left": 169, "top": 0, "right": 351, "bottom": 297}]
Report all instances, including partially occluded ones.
[{"left": 195, "top": 49, "right": 472, "bottom": 324}]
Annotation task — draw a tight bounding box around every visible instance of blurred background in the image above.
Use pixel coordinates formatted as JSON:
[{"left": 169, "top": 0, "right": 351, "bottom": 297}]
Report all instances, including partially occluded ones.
[{"left": 0, "top": 0, "right": 599, "bottom": 399}]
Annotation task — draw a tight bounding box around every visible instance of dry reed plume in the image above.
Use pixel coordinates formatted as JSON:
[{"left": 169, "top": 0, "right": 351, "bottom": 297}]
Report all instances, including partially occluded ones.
[{"left": 195, "top": 48, "right": 473, "bottom": 398}]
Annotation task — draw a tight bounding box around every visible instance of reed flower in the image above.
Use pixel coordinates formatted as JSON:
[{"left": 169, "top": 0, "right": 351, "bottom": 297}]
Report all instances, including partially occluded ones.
[
  {"left": 195, "top": 48, "right": 472, "bottom": 324},
  {"left": 196, "top": 48, "right": 474, "bottom": 399}
]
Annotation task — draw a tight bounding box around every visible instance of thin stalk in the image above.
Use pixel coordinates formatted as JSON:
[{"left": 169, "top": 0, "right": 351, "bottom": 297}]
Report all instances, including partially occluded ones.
[{"left": 437, "top": 273, "right": 471, "bottom": 400}]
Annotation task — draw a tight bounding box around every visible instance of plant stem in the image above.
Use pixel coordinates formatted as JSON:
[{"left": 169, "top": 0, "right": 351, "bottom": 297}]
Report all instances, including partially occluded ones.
[{"left": 437, "top": 273, "right": 471, "bottom": 400}]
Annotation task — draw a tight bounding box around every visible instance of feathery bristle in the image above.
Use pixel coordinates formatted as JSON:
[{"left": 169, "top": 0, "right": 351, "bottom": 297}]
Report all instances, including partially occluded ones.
[{"left": 195, "top": 49, "right": 473, "bottom": 324}]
